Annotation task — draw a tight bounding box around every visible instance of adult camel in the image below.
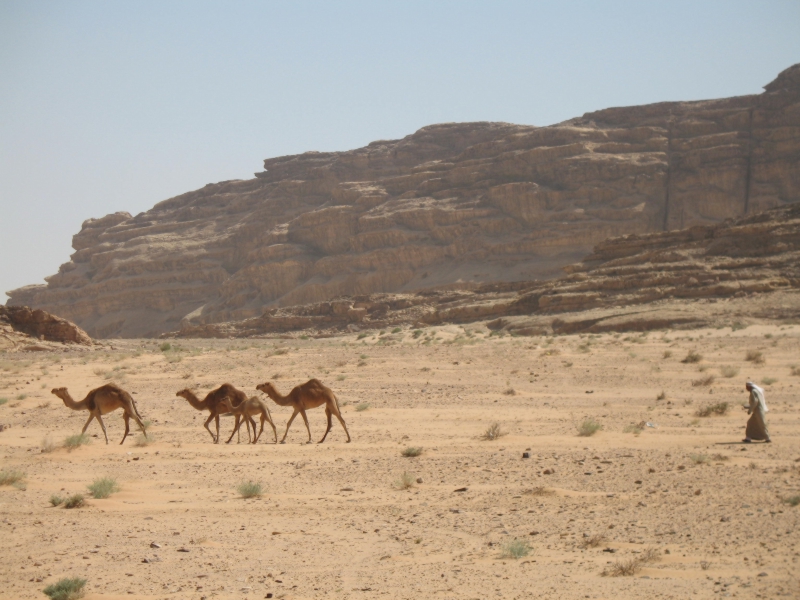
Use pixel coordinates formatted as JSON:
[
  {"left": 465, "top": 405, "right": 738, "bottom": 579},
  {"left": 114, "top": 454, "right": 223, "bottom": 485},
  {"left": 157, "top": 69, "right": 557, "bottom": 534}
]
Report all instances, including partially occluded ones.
[
  {"left": 175, "top": 383, "right": 250, "bottom": 443},
  {"left": 256, "top": 379, "right": 351, "bottom": 444},
  {"left": 51, "top": 384, "right": 147, "bottom": 445}
]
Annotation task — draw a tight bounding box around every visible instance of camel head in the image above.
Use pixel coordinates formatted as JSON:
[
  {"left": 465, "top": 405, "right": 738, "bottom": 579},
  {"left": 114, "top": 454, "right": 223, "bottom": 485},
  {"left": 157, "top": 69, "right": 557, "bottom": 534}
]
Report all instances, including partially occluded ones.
[
  {"left": 256, "top": 382, "right": 276, "bottom": 396},
  {"left": 51, "top": 387, "right": 68, "bottom": 399},
  {"left": 175, "top": 388, "right": 193, "bottom": 399}
]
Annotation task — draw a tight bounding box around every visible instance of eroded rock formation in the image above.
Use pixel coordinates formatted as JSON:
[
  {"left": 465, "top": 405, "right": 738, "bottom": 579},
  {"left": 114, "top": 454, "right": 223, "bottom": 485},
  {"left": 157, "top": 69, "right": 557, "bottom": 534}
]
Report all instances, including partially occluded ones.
[
  {"left": 8, "top": 64, "right": 800, "bottom": 338},
  {"left": 0, "top": 305, "right": 93, "bottom": 350}
]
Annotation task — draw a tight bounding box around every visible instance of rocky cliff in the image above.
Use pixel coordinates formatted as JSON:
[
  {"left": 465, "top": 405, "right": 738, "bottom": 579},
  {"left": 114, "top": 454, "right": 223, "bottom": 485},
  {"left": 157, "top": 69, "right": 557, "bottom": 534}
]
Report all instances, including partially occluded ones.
[
  {"left": 0, "top": 305, "right": 93, "bottom": 350},
  {"left": 8, "top": 64, "right": 800, "bottom": 338}
]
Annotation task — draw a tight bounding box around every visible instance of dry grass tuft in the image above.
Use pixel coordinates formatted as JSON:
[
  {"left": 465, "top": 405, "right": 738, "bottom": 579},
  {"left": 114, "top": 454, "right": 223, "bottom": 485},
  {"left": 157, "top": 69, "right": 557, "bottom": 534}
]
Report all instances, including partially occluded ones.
[
  {"left": 580, "top": 534, "right": 607, "bottom": 549},
  {"left": 602, "top": 547, "right": 661, "bottom": 576},
  {"left": 88, "top": 477, "right": 119, "bottom": 499},
  {"left": 524, "top": 486, "right": 555, "bottom": 496},
  {"left": 401, "top": 447, "right": 423, "bottom": 457},
  {"left": 692, "top": 374, "right": 715, "bottom": 387},
  {"left": 237, "top": 481, "right": 263, "bottom": 498},
  {"left": 481, "top": 422, "right": 505, "bottom": 441},
  {"left": 355, "top": 402, "right": 370, "bottom": 412},
  {"left": 689, "top": 453, "right": 709, "bottom": 465},
  {"left": 499, "top": 539, "right": 531, "bottom": 559},
  {"left": 63, "top": 494, "right": 86, "bottom": 509},
  {"left": 695, "top": 402, "right": 729, "bottom": 417},
  {"left": 64, "top": 434, "right": 91, "bottom": 451},
  {"left": 394, "top": 471, "right": 415, "bottom": 490},
  {"left": 577, "top": 418, "right": 602, "bottom": 437},
  {"left": 0, "top": 470, "right": 25, "bottom": 486},
  {"left": 745, "top": 349, "right": 765, "bottom": 364},
  {"left": 41, "top": 435, "right": 56, "bottom": 453},
  {"left": 43, "top": 577, "right": 87, "bottom": 600},
  {"left": 681, "top": 350, "right": 702, "bottom": 363},
  {"left": 720, "top": 365, "right": 739, "bottom": 378}
]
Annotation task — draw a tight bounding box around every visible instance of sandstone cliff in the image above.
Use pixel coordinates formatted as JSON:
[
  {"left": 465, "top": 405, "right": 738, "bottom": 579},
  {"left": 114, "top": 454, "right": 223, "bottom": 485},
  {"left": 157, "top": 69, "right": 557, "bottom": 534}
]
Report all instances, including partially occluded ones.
[
  {"left": 8, "top": 64, "right": 800, "bottom": 338},
  {"left": 0, "top": 305, "right": 93, "bottom": 350},
  {"left": 173, "top": 202, "right": 800, "bottom": 338}
]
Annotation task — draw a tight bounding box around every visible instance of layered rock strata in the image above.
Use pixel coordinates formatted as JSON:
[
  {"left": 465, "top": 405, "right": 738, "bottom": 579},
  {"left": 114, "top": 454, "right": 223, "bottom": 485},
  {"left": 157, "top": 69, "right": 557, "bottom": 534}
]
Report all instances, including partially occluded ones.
[
  {"left": 174, "top": 203, "right": 800, "bottom": 337},
  {"left": 8, "top": 65, "right": 800, "bottom": 338}
]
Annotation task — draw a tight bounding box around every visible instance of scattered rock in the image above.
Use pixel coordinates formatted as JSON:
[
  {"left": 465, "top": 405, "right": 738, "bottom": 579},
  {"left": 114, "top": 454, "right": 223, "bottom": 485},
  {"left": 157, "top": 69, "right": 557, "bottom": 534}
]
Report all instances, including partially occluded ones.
[{"left": 453, "top": 487, "right": 468, "bottom": 493}]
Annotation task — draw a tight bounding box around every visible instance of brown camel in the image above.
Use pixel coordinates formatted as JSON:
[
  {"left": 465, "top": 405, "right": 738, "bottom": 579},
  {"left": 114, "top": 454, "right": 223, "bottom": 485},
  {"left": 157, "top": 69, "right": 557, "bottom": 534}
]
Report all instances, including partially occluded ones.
[
  {"left": 176, "top": 383, "right": 250, "bottom": 444},
  {"left": 51, "top": 384, "right": 147, "bottom": 445},
  {"left": 219, "top": 396, "right": 278, "bottom": 444},
  {"left": 256, "top": 379, "right": 351, "bottom": 444}
]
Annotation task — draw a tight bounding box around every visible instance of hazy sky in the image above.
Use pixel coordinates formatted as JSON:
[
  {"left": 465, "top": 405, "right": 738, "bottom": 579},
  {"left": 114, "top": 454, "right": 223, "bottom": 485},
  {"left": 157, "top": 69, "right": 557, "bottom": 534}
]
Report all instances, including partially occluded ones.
[{"left": 1, "top": 1, "right": 799, "bottom": 300}]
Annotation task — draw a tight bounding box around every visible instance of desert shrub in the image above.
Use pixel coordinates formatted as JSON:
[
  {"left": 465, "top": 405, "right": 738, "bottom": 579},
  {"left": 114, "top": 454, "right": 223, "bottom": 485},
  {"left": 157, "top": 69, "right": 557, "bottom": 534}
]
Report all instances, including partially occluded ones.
[
  {"left": 482, "top": 422, "right": 504, "bottom": 441},
  {"left": 762, "top": 377, "right": 777, "bottom": 385},
  {"left": 412, "top": 329, "right": 423, "bottom": 338},
  {"left": 41, "top": 435, "right": 56, "bottom": 453},
  {"left": 580, "top": 534, "right": 607, "bottom": 549},
  {"left": 499, "top": 539, "right": 531, "bottom": 559},
  {"left": 784, "top": 495, "right": 800, "bottom": 507},
  {"left": 623, "top": 424, "right": 643, "bottom": 435},
  {"left": 689, "top": 454, "right": 709, "bottom": 465},
  {"left": 159, "top": 342, "right": 171, "bottom": 352},
  {"left": 356, "top": 332, "right": 368, "bottom": 340},
  {"left": 43, "top": 577, "right": 87, "bottom": 600},
  {"left": 720, "top": 365, "right": 739, "bottom": 378},
  {"left": 577, "top": 418, "right": 602, "bottom": 437},
  {"left": 731, "top": 321, "right": 747, "bottom": 331},
  {"left": 602, "top": 547, "right": 660, "bottom": 576},
  {"left": 656, "top": 390, "right": 666, "bottom": 400},
  {"left": 134, "top": 434, "right": 151, "bottom": 447},
  {"left": 0, "top": 470, "right": 25, "bottom": 486},
  {"left": 745, "top": 349, "right": 764, "bottom": 364},
  {"left": 692, "top": 375, "right": 715, "bottom": 387},
  {"left": 711, "top": 453, "right": 729, "bottom": 462},
  {"left": 695, "top": 402, "right": 729, "bottom": 417},
  {"left": 63, "top": 494, "right": 86, "bottom": 509},
  {"left": 524, "top": 486, "right": 555, "bottom": 496},
  {"left": 662, "top": 350, "right": 672, "bottom": 359},
  {"left": 394, "top": 471, "right": 415, "bottom": 490},
  {"left": 355, "top": 403, "right": 370, "bottom": 412},
  {"left": 392, "top": 327, "right": 401, "bottom": 334},
  {"left": 88, "top": 477, "right": 119, "bottom": 499},
  {"left": 401, "top": 447, "right": 423, "bottom": 457},
  {"left": 503, "top": 388, "right": 517, "bottom": 396},
  {"left": 790, "top": 365, "right": 800, "bottom": 377},
  {"left": 681, "top": 350, "right": 702, "bottom": 364},
  {"left": 64, "top": 434, "right": 91, "bottom": 450},
  {"left": 49, "top": 494, "right": 65, "bottom": 507},
  {"left": 237, "top": 481, "right": 263, "bottom": 498},
  {"left": 0, "top": 397, "right": 7, "bottom": 406}
]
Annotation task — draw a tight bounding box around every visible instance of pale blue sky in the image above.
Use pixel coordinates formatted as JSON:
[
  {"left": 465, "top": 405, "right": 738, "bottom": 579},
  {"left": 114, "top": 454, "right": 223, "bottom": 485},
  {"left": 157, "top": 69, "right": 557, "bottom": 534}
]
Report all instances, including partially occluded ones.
[{"left": 2, "top": 0, "right": 799, "bottom": 299}]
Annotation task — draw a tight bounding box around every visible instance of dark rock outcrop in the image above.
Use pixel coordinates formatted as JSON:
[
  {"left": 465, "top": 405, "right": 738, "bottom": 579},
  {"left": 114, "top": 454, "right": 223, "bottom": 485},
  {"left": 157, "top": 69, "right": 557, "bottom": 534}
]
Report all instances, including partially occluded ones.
[
  {"left": 0, "top": 305, "right": 93, "bottom": 348},
  {"left": 8, "top": 65, "right": 800, "bottom": 338}
]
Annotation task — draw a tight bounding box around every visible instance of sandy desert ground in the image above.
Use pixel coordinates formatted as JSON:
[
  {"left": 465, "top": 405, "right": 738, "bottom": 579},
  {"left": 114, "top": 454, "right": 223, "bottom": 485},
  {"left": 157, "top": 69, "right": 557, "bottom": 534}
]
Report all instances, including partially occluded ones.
[{"left": 1, "top": 323, "right": 799, "bottom": 599}]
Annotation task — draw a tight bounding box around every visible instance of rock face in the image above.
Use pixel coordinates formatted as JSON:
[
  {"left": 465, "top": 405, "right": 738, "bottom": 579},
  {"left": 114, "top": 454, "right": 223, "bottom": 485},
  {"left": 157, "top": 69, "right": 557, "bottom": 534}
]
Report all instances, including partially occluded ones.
[
  {"left": 8, "top": 65, "right": 800, "bottom": 338},
  {"left": 0, "top": 305, "right": 93, "bottom": 349},
  {"left": 174, "top": 203, "right": 800, "bottom": 338}
]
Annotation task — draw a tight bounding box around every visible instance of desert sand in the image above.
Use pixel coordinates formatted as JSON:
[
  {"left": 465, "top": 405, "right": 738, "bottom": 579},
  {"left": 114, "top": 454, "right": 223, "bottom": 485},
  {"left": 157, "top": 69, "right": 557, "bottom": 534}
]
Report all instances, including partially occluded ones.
[{"left": 1, "top": 323, "right": 799, "bottom": 599}]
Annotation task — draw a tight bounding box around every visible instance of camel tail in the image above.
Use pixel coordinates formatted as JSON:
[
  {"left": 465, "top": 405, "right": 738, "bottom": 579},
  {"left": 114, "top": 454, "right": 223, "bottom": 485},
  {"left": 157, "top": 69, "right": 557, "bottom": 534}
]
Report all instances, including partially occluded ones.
[
  {"left": 333, "top": 392, "right": 344, "bottom": 416},
  {"left": 122, "top": 390, "right": 144, "bottom": 421}
]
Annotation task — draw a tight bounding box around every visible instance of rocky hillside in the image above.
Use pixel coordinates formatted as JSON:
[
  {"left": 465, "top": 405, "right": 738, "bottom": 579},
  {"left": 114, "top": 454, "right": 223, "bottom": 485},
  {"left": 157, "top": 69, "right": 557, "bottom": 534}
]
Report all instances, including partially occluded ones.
[
  {"left": 0, "top": 305, "right": 93, "bottom": 351},
  {"left": 8, "top": 64, "right": 800, "bottom": 338},
  {"left": 173, "top": 202, "right": 800, "bottom": 338}
]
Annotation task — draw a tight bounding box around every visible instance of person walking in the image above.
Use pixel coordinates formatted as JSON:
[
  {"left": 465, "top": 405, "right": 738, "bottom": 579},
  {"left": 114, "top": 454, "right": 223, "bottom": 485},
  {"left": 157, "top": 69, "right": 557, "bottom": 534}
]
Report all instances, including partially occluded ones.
[{"left": 743, "top": 381, "right": 770, "bottom": 443}]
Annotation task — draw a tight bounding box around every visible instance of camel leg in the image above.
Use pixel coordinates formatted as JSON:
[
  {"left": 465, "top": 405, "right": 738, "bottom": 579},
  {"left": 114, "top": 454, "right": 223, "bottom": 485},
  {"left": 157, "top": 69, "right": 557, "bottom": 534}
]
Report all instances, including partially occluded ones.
[
  {"left": 332, "top": 408, "right": 351, "bottom": 443},
  {"left": 318, "top": 407, "right": 333, "bottom": 443},
  {"left": 254, "top": 415, "right": 265, "bottom": 443},
  {"left": 81, "top": 413, "right": 96, "bottom": 435},
  {"left": 127, "top": 402, "right": 148, "bottom": 438},
  {"left": 264, "top": 406, "right": 278, "bottom": 443},
  {"left": 95, "top": 413, "right": 109, "bottom": 445},
  {"left": 120, "top": 413, "right": 131, "bottom": 445},
  {"left": 226, "top": 415, "right": 242, "bottom": 444},
  {"left": 248, "top": 415, "right": 258, "bottom": 444},
  {"left": 298, "top": 408, "right": 312, "bottom": 444},
  {"left": 215, "top": 414, "right": 221, "bottom": 444},
  {"left": 203, "top": 413, "right": 217, "bottom": 442},
  {"left": 281, "top": 409, "right": 300, "bottom": 444}
]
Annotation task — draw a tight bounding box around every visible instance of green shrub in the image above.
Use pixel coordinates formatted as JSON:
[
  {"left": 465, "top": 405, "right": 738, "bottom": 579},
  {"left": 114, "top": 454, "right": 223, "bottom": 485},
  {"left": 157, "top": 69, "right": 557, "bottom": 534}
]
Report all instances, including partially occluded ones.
[
  {"left": 237, "top": 481, "right": 263, "bottom": 498},
  {"left": 43, "top": 577, "right": 87, "bottom": 600},
  {"left": 63, "top": 494, "right": 86, "bottom": 509},
  {"left": 784, "top": 495, "right": 800, "bottom": 507},
  {"left": 689, "top": 453, "right": 709, "bottom": 465},
  {"left": 401, "top": 447, "right": 423, "bottom": 457},
  {"left": 695, "top": 402, "right": 729, "bottom": 417},
  {"left": 50, "top": 494, "right": 65, "bottom": 507},
  {"left": 500, "top": 539, "right": 531, "bottom": 559},
  {"left": 578, "top": 418, "right": 602, "bottom": 437},
  {"left": 391, "top": 327, "right": 402, "bottom": 334},
  {"left": 159, "top": 342, "right": 171, "bottom": 352},
  {"left": 0, "top": 397, "right": 7, "bottom": 406},
  {"left": 87, "top": 477, "right": 119, "bottom": 499},
  {"left": 0, "top": 470, "right": 25, "bottom": 486},
  {"left": 412, "top": 330, "right": 423, "bottom": 338},
  {"left": 64, "top": 434, "right": 91, "bottom": 450}
]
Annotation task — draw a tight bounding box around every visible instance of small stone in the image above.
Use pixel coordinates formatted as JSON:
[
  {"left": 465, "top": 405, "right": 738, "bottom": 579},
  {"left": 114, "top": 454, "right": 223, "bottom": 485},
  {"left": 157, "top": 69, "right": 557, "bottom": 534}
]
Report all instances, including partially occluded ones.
[
  {"left": 543, "top": 469, "right": 554, "bottom": 475},
  {"left": 694, "top": 489, "right": 702, "bottom": 496},
  {"left": 634, "top": 480, "right": 642, "bottom": 484},
  {"left": 177, "top": 548, "right": 190, "bottom": 552},
  {"left": 522, "top": 452, "right": 530, "bottom": 459},
  {"left": 416, "top": 477, "right": 423, "bottom": 484},
  {"left": 758, "top": 572, "right": 767, "bottom": 577},
  {"left": 453, "top": 487, "right": 468, "bottom": 493},
  {"left": 150, "top": 542, "right": 161, "bottom": 548}
]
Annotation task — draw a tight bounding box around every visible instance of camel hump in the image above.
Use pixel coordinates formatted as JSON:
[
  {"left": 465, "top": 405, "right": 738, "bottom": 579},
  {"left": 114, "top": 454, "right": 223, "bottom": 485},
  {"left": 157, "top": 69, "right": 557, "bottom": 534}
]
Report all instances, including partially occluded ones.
[{"left": 299, "top": 378, "right": 333, "bottom": 395}]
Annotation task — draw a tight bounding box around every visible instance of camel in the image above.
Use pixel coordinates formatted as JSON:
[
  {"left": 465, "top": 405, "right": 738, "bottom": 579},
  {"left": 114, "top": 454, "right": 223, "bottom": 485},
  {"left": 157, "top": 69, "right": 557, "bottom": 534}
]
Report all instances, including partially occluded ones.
[
  {"left": 256, "top": 379, "right": 351, "bottom": 444},
  {"left": 219, "top": 396, "right": 278, "bottom": 444},
  {"left": 51, "top": 384, "right": 147, "bottom": 445},
  {"left": 175, "top": 383, "right": 251, "bottom": 444}
]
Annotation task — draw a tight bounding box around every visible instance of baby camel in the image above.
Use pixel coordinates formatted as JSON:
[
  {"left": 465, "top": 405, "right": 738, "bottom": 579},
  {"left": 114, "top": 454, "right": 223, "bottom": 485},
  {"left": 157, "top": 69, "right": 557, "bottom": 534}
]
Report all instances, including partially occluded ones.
[
  {"left": 219, "top": 396, "right": 278, "bottom": 444},
  {"left": 256, "top": 379, "right": 351, "bottom": 444},
  {"left": 175, "top": 383, "right": 249, "bottom": 444},
  {"left": 51, "top": 384, "right": 147, "bottom": 445}
]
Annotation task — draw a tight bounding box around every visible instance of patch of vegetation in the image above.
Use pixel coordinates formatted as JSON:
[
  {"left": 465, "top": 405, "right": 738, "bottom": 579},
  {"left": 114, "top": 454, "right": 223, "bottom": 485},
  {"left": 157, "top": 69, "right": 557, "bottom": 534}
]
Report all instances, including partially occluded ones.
[
  {"left": 692, "top": 375, "right": 715, "bottom": 387},
  {"left": 0, "top": 470, "right": 25, "bottom": 486},
  {"left": 50, "top": 494, "right": 65, "bottom": 506},
  {"left": 790, "top": 365, "right": 800, "bottom": 377},
  {"left": 87, "top": 477, "right": 119, "bottom": 499},
  {"left": 64, "top": 434, "right": 91, "bottom": 451},
  {"left": 481, "top": 422, "right": 505, "bottom": 441},
  {"left": 710, "top": 453, "right": 729, "bottom": 462},
  {"left": 689, "top": 453, "right": 709, "bottom": 465},
  {"left": 0, "top": 397, "right": 8, "bottom": 406},
  {"left": 41, "top": 435, "right": 56, "bottom": 453},
  {"left": 681, "top": 350, "right": 702, "bottom": 364},
  {"left": 745, "top": 349, "right": 764, "bottom": 364},
  {"left": 356, "top": 333, "right": 368, "bottom": 340},
  {"left": 662, "top": 350, "right": 672, "bottom": 359},
  {"left": 355, "top": 403, "right": 370, "bottom": 412},
  {"left": 394, "top": 471, "right": 415, "bottom": 490},
  {"left": 656, "top": 391, "right": 666, "bottom": 400},
  {"left": 43, "top": 577, "right": 87, "bottom": 600},
  {"left": 524, "top": 486, "right": 555, "bottom": 496},
  {"left": 695, "top": 402, "right": 729, "bottom": 417},
  {"left": 503, "top": 388, "right": 517, "bottom": 396},
  {"left": 577, "top": 418, "right": 602, "bottom": 437},
  {"left": 580, "top": 533, "right": 607, "bottom": 549},
  {"left": 134, "top": 434, "right": 151, "bottom": 447},
  {"left": 762, "top": 377, "right": 777, "bottom": 386},
  {"left": 63, "top": 494, "right": 86, "bottom": 509},
  {"left": 784, "top": 495, "right": 800, "bottom": 507},
  {"left": 602, "top": 547, "right": 661, "bottom": 577},
  {"left": 731, "top": 321, "right": 748, "bottom": 331},
  {"left": 412, "top": 329, "right": 423, "bottom": 339},
  {"left": 336, "top": 375, "right": 346, "bottom": 381},
  {"left": 401, "top": 447, "right": 423, "bottom": 458},
  {"left": 623, "top": 424, "right": 643, "bottom": 435},
  {"left": 159, "top": 342, "right": 171, "bottom": 352},
  {"left": 392, "top": 327, "right": 402, "bottom": 334},
  {"left": 237, "top": 481, "right": 263, "bottom": 498},
  {"left": 499, "top": 539, "right": 531, "bottom": 559},
  {"left": 720, "top": 365, "right": 739, "bottom": 378}
]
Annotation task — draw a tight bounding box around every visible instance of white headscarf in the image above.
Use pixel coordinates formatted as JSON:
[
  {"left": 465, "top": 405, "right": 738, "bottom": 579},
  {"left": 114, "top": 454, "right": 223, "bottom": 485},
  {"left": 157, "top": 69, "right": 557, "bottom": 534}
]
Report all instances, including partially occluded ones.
[{"left": 747, "top": 382, "right": 768, "bottom": 413}]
